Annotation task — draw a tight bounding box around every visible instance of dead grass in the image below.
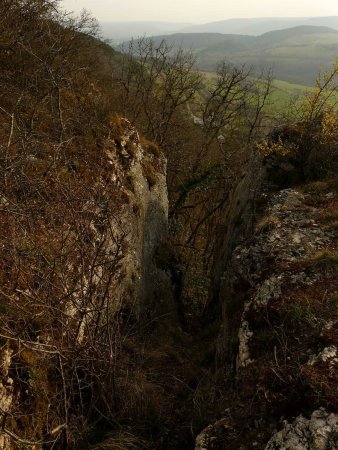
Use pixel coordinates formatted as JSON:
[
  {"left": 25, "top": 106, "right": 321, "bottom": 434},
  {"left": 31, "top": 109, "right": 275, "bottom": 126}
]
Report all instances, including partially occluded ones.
[
  {"left": 327, "top": 220, "right": 338, "bottom": 231},
  {"left": 319, "top": 203, "right": 338, "bottom": 223},
  {"left": 242, "top": 273, "right": 338, "bottom": 423},
  {"left": 91, "top": 431, "right": 146, "bottom": 449},
  {"left": 305, "top": 248, "right": 338, "bottom": 268},
  {"left": 140, "top": 137, "right": 161, "bottom": 158},
  {"left": 255, "top": 215, "right": 281, "bottom": 233},
  {"left": 300, "top": 180, "right": 331, "bottom": 194},
  {"left": 301, "top": 361, "right": 338, "bottom": 409},
  {"left": 300, "top": 178, "right": 338, "bottom": 208},
  {"left": 280, "top": 248, "right": 338, "bottom": 274},
  {"left": 142, "top": 160, "right": 157, "bottom": 188},
  {"left": 303, "top": 194, "right": 332, "bottom": 207}
]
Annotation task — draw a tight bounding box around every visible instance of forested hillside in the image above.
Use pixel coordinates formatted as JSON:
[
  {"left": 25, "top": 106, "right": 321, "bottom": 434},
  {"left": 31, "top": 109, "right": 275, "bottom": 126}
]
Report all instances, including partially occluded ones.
[{"left": 141, "top": 26, "right": 338, "bottom": 84}]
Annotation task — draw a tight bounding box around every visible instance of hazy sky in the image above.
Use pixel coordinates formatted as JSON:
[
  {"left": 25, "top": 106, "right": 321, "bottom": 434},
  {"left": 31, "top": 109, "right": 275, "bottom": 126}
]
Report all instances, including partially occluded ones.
[{"left": 61, "top": 0, "right": 338, "bottom": 23}]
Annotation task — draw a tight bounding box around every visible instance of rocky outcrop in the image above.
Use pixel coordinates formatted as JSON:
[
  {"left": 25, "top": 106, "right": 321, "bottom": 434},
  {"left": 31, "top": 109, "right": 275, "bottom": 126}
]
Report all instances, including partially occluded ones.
[
  {"left": 210, "top": 152, "right": 265, "bottom": 304},
  {"left": 0, "top": 118, "right": 172, "bottom": 449},
  {"left": 193, "top": 410, "right": 338, "bottom": 450},
  {"left": 235, "top": 188, "right": 336, "bottom": 368},
  {"left": 104, "top": 118, "right": 171, "bottom": 319},
  {"left": 0, "top": 348, "right": 14, "bottom": 449},
  {"left": 195, "top": 179, "right": 337, "bottom": 449},
  {"left": 265, "top": 409, "right": 338, "bottom": 450},
  {"left": 195, "top": 418, "right": 235, "bottom": 450},
  {"left": 208, "top": 151, "right": 266, "bottom": 366}
]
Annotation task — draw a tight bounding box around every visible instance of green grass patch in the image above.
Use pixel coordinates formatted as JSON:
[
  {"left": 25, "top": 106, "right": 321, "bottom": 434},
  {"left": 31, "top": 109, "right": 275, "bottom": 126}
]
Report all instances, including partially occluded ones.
[{"left": 198, "top": 72, "right": 314, "bottom": 115}]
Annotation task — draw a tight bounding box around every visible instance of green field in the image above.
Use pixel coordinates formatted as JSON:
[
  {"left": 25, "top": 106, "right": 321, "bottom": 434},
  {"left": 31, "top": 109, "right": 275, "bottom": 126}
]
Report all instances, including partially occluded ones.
[
  {"left": 199, "top": 71, "right": 315, "bottom": 115},
  {"left": 148, "top": 26, "right": 338, "bottom": 86},
  {"left": 267, "top": 79, "right": 314, "bottom": 113}
]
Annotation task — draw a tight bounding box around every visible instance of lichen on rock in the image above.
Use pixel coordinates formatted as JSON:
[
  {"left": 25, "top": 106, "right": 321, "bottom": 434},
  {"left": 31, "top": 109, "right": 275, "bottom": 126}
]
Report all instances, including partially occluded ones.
[
  {"left": 0, "top": 347, "right": 14, "bottom": 450},
  {"left": 235, "top": 188, "right": 336, "bottom": 368},
  {"left": 264, "top": 409, "right": 338, "bottom": 450},
  {"left": 196, "top": 177, "right": 337, "bottom": 450}
]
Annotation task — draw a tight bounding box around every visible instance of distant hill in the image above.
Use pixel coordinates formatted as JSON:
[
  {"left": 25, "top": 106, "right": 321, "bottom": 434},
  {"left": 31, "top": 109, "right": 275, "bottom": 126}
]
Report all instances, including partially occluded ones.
[
  {"left": 100, "top": 17, "right": 338, "bottom": 44},
  {"left": 137, "top": 33, "right": 242, "bottom": 50},
  {"left": 100, "top": 21, "right": 192, "bottom": 43},
  {"left": 181, "top": 16, "right": 338, "bottom": 35},
  {"left": 143, "top": 26, "right": 338, "bottom": 85}
]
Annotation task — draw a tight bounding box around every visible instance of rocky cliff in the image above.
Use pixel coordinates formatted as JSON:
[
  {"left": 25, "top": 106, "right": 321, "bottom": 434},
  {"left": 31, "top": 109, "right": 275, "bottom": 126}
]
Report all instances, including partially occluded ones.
[
  {"left": 0, "top": 118, "right": 172, "bottom": 449},
  {"left": 196, "top": 166, "right": 338, "bottom": 449},
  {"left": 208, "top": 151, "right": 266, "bottom": 368},
  {"left": 102, "top": 118, "right": 171, "bottom": 319}
]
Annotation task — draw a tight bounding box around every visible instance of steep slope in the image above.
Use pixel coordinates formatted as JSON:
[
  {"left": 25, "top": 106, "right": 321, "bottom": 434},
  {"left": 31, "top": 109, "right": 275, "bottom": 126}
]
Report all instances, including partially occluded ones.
[
  {"left": 0, "top": 117, "right": 172, "bottom": 449},
  {"left": 0, "top": 2, "right": 176, "bottom": 448},
  {"left": 196, "top": 181, "right": 338, "bottom": 449},
  {"left": 1, "top": 3, "right": 337, "bottom": 449},
  {"left": 193, "top": 111, "right": 338, "bottom": 448}
]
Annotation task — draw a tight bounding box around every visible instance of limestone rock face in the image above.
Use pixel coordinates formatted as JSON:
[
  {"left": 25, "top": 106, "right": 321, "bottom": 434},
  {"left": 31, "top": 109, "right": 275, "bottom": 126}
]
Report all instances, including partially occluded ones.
[
  {"left": 234, "top": 188, "right": 336, "bottom": 368},
  {"left": 59, "top": 118, "right": 171, "bottom": 348},
  {"left": 195, "top": 418, "right": 236, "bottom": 450},
  {"left": 264, "top": 409, "right": 338, "bottom": 450},
  {"left": 195, "top": 178, "right": 337, "bottom": 449},
  {"left": 0, "top": 348, "right": 14, "bottom": 450},
  {"left": 105, "top": 118, "right": 170, "bottom": 318},
  {"left": 209, "top": 151, "right": 266, "bottom": 367},
  {"left": 0, "top": 118, "right": 172, "bottom": 448}
]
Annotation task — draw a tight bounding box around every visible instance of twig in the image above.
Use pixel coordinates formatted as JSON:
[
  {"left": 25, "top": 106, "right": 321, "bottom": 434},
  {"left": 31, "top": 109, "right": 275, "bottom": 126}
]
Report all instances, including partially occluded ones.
[{"left": 0, "top": 424, "right": 65, "bottom": 446}]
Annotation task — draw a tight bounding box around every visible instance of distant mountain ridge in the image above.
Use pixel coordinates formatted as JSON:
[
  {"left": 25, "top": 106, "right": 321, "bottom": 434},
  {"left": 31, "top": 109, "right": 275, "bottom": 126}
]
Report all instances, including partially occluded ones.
[
  {"left": 100, "top": 21, "right": 192, "bottom": 43},
  {"left": 181, "top": 16, "right": 338, "bottom": 35},
  {"left": 133, "top": 25, "right": 338, "bottom": 85},
  {"left": 100, "top": 16, "right": 338, "bottom": 43}
]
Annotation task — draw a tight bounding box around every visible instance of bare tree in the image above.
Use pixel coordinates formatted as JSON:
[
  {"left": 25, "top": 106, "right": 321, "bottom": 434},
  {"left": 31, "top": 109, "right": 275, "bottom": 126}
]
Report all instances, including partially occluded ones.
[
  {"left": 0, "top": 2, "right": 134, "bottom": 447},
  {"left": 114, "top": 37, "right": 202, "bottom": 146}
]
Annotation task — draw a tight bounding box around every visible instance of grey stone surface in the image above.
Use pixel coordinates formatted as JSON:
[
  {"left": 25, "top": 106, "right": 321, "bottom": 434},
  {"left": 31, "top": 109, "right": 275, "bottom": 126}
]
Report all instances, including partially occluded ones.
[
  {"left": 264, "top": 409, "right": 338, "bottom": 450},
  {"left": 235, "top": 189, "right": 336, "bottom": 368}
]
